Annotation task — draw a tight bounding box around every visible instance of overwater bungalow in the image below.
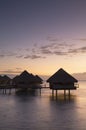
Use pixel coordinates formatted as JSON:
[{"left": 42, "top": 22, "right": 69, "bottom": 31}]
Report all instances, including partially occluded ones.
[
  {"left": 12, "top": 70, "right": 43, "bottom": 90},
  {"left": 12, "top": 75, "right": 19, "bottom": 86},
  {"left": 0, "top": 75, "right": 12, "bottom": 94},
  {"left": 47, "top": 68, "right": 78, "bottom": 97},
  {"left": 0, "top": 75, "right": 11, "bottom": 86},
  {"left": 35, "top": 75, "right": 43, "bottom": 84},
  {"left": 0, "top": 75, "right": 2, "bottom": 84},
  {"left": 34, "top": 75, "right": 43, "bottom": 85},
  {"left": 31, "top": 75, "right": 43, "bottom": 89}
]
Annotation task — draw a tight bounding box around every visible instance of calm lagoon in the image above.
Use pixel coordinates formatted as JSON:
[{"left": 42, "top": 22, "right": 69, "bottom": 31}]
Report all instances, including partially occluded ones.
[{"left": 0, "top": 81, "right": 86, "bottom": 130}]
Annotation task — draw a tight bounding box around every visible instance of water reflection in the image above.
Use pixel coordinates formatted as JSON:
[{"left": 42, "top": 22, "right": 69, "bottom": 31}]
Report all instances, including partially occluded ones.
[
  {"left": 50, "top": 93, "right": 77, "bottom": 102},
  {"left": 0, "top": 82, "right": 86, "bottom": 130}
]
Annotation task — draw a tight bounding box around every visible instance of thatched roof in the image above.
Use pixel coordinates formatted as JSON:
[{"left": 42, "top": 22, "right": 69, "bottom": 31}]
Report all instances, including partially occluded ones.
[
  {"left": 12, "top": 71, "right": 43, "bottom": 88},
  {"left": 3, "top": 75, "right": 11, "bottom": 80},
  {"left": 35, "top": 75, "right": 43, "bottom": 84},
  {"left": 47, "top": 68, "right": 78, "bottom": 83},
  {"left": 12, "top": 75, "right": 19, "bottom": 84},
  {"left": 0, "top": 75, "right": 11, "bottom": 85},
  {"left": 18, "top": 70, "right": 36, "bottom": 83}
]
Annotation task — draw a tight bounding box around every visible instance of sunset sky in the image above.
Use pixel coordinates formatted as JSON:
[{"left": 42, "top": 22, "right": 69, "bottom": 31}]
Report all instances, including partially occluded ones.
[{"left": 0, "top": 0, "right": 86, "bottom": 79}]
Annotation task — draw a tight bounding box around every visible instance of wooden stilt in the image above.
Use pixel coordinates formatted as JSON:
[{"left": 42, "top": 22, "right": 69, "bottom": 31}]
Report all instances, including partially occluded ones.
[
  {"left": 64, "top": 90, "right": 66, "bottom": 95},
  {"left": 3, "top": 89, "right": 4, "bottom": 94},
  {"left": 56, "top": 90, "right": 58, "bottom": 98},
  {"left": 39, "top": 88, "right": 41, "bottom": 95},
  {"left": 69, "top": 89, "right": 70, "bottom": 100},
  {"left": 69, "top": 90, "right": 70, "bottom": 96},
  {"left": 52, "top": 89, "right": 54, "bottom": 96},
  {"left": 64, "top": 90, "right": 66, "bottom": 99},
  {"left": 56, "top": 90, "right": 58, "bottom": 99},
  {"left": 5, "top": 89, "right": 6, "bottom": 94}
]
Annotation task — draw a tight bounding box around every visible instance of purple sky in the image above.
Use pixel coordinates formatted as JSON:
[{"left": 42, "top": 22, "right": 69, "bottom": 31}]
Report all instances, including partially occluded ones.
[
  {"left": 0, "top": 0, "right": 86, "bottom": 48},
  {"left": 0, "top": 0, "right": 86, "bottom": 78}
]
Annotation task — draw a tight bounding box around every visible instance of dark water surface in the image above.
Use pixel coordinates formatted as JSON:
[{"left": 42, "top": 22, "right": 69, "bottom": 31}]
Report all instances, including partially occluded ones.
[{"left": 0, "top": 81, "right": 86, "bottom": 130}]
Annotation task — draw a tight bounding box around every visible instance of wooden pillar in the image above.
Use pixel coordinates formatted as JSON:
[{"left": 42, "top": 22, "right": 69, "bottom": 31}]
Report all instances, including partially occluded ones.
[
  {"left": 5, "top": 88, "right": 6, "bottom": 94},
  {"left": 64, "top": 90, "right": 66, "bottom": 95},
  {"left": 64, "top": 90, "right": 66, "bottom": 99},
  {"left": 69, "top": 89, "right": 70, "bottom": 99},
  {"left": 69, "top": 90, "right": 70, "bottom": 96},
  {"left": 39, "top": 88, "right": 41, "bottom": 95},
  {"left": 3, "top": 89, "right": 4, "bottom": 94},
  {"left": 52, "top": 89, "right": 54, "bottom": 96},
  {"left": 56, "top": 90, "right": 58, "bottom": 98}
]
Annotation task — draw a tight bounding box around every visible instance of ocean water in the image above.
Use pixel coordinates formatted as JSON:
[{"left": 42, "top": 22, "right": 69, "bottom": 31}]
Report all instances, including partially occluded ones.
[{"left": 0, "top": 81, "right": 86, "bottom": 130}]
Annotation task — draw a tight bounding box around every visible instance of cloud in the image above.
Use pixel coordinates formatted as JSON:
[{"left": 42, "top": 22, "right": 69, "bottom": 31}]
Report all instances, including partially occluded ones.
[
  {"left": 39, "top": 42, "right": 72, "bottom": 56},
  {"left": 24, "top": 54, "right": 45, "bottom": 59},
  {"left": 0, "top": 50, "right": 24, "bottom": 59},
  {"left": 0, "top": 70, "right": 22, "bottom": 74},
  {"left": 4, "top": 51, "right": 17, "bottom": 57},
  {"left": 31, "top": 48, "right": 37, "bottom": 53},
  {"left": 1, "top": 38, "right": 86, "bottom": 60},
  {"left": 79, "top": 46, "right": 86, "bottom": 53},
  {"left": 16, "top": 68, "right": 22, "bottom": 70},
  {"left": 0, "top": 69, "right": 22, "bottom": 78},
  {"left": 68, "top": 46, "right": 86, "bottom": 54},
  {"left": 40, "top": 44, "right": 54, "bottom": 50},
  {"left": 68, "top": 48, "right": 78, "bottom": 54},
  {"left": 74, "top": 38, "right": 86, "bottom": 41},
  {"left": 72, "top": 72, "right": 86, "bottom": 80},
  {"left": 0, "top": 48, "right": 46, "bottom": 60},
  {"left": 41, "top": 48, "right": 53, "bottom": 55},
  {"left": 38, "top": 40, "right": 86, "bottom": 57},
  {"left": 0, "top": 50, "right": 17, "bottom": 58},
  {"left": 47, "top": 36, "right": 60, "bottom": 42},
  {"left": 54, "top": 51, "right": 67, "bottom": 55},
  {"left": 25, "top": 48, "right": 30, "bottom": 51},
  {"left": 16, "top": 55, "right": 23, "bottom": 58},
  {"left": 0, "top": 54, "right": 5, "bottom": 58}
]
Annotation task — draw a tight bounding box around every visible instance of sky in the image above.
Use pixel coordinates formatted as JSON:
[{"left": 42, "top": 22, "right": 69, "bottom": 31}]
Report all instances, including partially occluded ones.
[{"left": 0, "top": 0, "right": 86, "bottom": 79}]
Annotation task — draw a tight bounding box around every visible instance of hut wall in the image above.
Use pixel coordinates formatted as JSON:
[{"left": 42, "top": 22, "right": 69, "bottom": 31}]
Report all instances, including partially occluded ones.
[{"left": 49, "top": 82, "right": 76, "bottom": 90}]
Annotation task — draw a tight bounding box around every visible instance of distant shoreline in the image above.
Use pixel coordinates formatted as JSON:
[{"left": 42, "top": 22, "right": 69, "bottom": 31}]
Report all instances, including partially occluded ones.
[{"left": 78, "top": 80, "right": 86, "bottom": 82}]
